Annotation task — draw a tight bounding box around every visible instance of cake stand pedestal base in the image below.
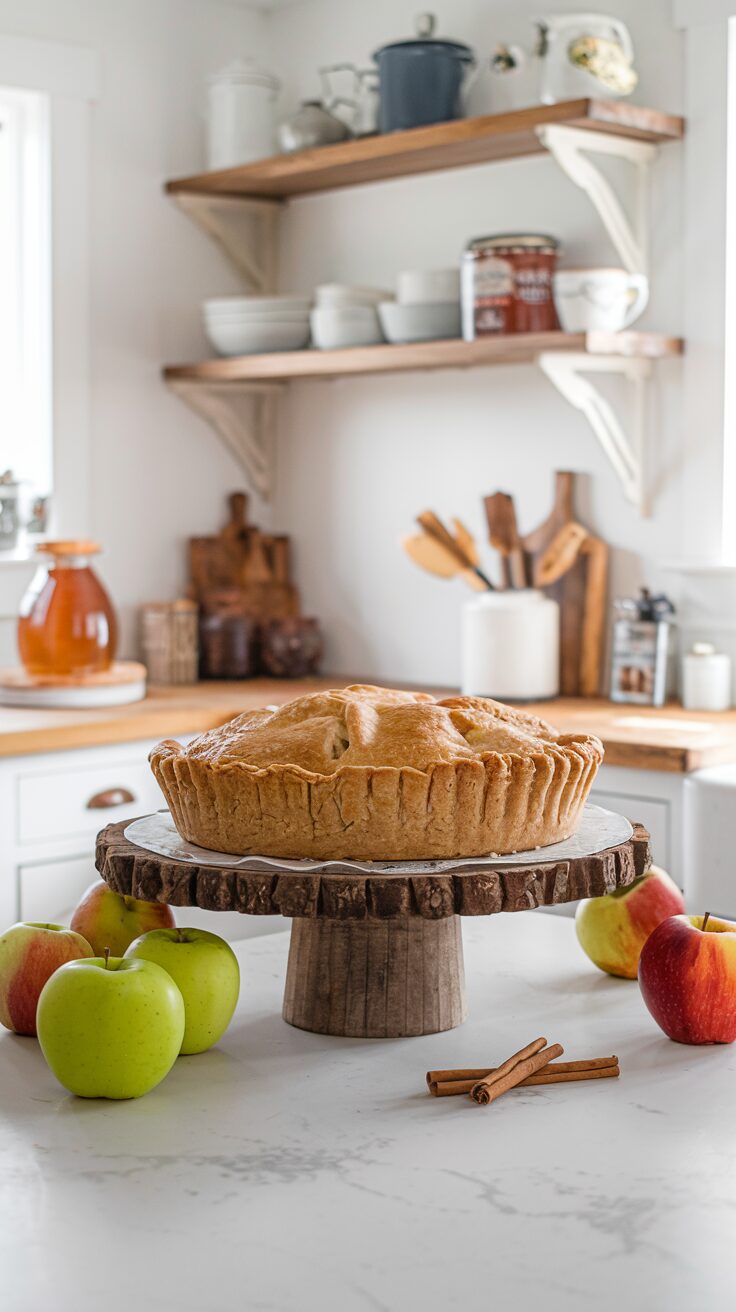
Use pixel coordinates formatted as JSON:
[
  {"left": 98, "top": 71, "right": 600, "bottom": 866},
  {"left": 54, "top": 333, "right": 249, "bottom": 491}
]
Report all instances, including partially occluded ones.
[{"left": 282, "top": 914, "right": 466, "bottom": 1038}]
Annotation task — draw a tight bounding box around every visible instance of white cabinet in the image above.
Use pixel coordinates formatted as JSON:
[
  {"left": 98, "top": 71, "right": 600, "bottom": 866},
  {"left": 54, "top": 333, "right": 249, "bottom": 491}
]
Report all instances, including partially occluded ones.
[
  {"left": 19, "top": 854, "right": 97, "bottom": 923},
  {"left": 0, "top": 739, "right": 283, "bottom": 942}
]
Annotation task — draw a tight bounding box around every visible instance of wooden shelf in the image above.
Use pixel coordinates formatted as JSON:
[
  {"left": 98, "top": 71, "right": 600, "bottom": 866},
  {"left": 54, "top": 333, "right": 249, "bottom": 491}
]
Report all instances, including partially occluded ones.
[
  {"left": 164, "top": 331, "right": 683, "bottom": 386},
  {"left": 165, "top": 100, "right": 684, "bottom": 201}
]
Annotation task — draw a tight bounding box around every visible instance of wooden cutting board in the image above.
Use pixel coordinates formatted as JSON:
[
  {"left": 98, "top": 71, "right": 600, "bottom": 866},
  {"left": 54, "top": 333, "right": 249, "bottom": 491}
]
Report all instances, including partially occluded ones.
[
  {"left": 521, "top": 471, "right": 609, "bottom": 698},
  {"left": 189, "top": 493, "right": 299, "bottom": 621}
]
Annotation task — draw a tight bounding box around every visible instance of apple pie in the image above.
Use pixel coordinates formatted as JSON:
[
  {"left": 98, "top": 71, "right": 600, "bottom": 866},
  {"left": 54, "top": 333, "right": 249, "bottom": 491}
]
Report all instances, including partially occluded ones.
[{"left": 150, "top": 685, "right": 603, "bottom": 861}]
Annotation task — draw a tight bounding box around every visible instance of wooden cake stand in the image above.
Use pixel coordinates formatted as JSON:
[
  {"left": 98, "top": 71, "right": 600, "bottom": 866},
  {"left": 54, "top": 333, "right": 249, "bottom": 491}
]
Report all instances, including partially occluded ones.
[{"left": 96, "top": 820, "right": 650, "bottom": 1040}]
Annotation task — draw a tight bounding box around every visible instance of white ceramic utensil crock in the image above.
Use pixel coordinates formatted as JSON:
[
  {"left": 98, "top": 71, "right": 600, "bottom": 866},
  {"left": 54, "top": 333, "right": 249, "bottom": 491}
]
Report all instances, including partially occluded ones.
[
  {"left": 207, "top": 59, "right": 280, "bottom": 169},
  {"left": 462, "top": 590, "right": 560, "bottom": 700},
  {"left": 553, "top": 268, "right": 649, "bottom": 333}
]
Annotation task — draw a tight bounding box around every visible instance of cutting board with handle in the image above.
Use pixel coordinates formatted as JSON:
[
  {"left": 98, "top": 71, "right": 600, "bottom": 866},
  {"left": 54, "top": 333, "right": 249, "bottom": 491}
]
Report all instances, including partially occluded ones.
[
  {"left": 522, "top": 471, "right": 608, "bottom": 697},
  {"left": 189, "top": 492, "right": 299, "bottom": 621}
]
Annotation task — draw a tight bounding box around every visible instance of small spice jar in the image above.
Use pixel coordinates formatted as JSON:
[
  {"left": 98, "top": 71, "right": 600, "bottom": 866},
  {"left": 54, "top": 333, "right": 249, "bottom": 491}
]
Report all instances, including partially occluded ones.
[
  {"left": 260, "top": 617, "right": 323, "bottom": 678},
  {"left": 462, "top": 233, "right": 560, "bottom": 338},
  {"left": 198, "top": 589, "right": 259, "bottom": 680}
]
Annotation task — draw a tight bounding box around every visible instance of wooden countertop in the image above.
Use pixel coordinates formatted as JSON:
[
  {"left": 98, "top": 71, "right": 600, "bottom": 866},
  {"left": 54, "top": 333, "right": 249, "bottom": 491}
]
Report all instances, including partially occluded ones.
[{"left": 1, "top": 678, "right": 736, "bottom": 772}]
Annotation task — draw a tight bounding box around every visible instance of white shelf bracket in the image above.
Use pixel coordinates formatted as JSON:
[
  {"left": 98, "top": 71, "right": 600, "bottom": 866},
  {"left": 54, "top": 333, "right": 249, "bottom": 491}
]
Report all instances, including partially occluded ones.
[
  {"left": 172, "top": 193, "right": 282, "bottom": 292},
  {"left": 538, "top": 351, "right": 651, "bottom": 511},
  {"left": 168, "top": 379, "right": 283, "bottom": 501},
  {"left": 536, "top": 124, "right": 656, "bottom": 275}
]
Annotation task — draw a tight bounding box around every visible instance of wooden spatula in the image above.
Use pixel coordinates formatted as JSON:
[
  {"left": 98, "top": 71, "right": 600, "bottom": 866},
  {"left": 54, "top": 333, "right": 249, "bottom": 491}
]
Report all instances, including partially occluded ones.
[
  {"left": 483, "top": 493, "right": 527, "bottom": 589},
  {"left": 416, "top": 511, "right": 494, "bottom": 590},
  {"left": 534, "top": 521, "right": 589, "bottom": 587},
  {"left": 402, "top": 532, "right": 487, "bottom": 591}
]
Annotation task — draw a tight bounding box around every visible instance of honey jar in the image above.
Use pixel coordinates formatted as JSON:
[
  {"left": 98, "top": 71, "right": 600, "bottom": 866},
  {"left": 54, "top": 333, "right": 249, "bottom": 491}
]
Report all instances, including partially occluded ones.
[
  {"left": 462, "top": 233, "right": 560, "bottom": 337},
  {"left": 18, "top": 541, "right": 118, "bottom": 678}
]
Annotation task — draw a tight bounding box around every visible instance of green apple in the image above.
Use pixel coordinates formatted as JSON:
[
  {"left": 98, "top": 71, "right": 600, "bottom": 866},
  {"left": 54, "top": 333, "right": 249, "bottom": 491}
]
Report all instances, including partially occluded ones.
[
  {"left": 0, "top": 922, "right": 93, "bottom": 1036},
  {"left": 70, "top": 879, "right": 175, "bottom": 956},
  {"left": 125, "top": 928, "right": 239, "bottom": 1055},
  {"left": 37, "top": 954, "right": 185, "bottom": 1099},
  {"left": 575, "top": 865, "right": 685, "bottom": 979}
]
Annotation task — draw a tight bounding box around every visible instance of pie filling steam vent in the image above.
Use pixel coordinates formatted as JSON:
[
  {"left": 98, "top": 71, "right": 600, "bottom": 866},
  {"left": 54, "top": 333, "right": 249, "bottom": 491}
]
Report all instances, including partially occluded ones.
[{"left": 150, "top": 685, "right": 603, "bottom": 861}]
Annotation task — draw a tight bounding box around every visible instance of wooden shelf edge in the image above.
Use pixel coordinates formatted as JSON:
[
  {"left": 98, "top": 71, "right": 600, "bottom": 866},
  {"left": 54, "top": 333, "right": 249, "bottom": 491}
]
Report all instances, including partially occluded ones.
[
  {"left": 165, "top": 100, "right": 685, "bottom": 201},
  {"left": 162, "top": 332, "right": 684, "bottom": 386}
]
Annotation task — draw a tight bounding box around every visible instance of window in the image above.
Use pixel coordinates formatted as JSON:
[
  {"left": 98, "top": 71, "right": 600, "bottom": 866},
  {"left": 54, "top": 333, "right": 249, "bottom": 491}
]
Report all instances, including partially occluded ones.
[{"left": 0, "top": 85, "right": 51, "bottom": 540}]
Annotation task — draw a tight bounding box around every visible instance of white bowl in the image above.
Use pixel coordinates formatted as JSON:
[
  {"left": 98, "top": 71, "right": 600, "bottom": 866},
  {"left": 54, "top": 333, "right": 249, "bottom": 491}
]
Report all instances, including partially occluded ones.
[
  {"left": 310, "top": 306, "right": 383, "bottom": 350},
  {"left": 378, "top": 300, "right": 461, "bottom": 344},
  {"left": 315, "top": 283, "right": 393, "bottom": 309},
  {"left": 205, "top": 318, "right": 311, "bottom": 356},
  {"left": 204, "top": 307, "right": 311, "bottom": 324},
  {"left": 204, "top": 295, "right": 312, "bottom": 315},
  {"left": 397, "top": 268, "right": 460, "bottom": 305}
]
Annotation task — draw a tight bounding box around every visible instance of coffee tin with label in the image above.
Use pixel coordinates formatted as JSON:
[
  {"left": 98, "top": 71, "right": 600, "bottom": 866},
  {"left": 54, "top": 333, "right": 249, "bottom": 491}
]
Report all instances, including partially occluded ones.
[{"left": 462, "top": 233, "right": 560, "bottom": 339}]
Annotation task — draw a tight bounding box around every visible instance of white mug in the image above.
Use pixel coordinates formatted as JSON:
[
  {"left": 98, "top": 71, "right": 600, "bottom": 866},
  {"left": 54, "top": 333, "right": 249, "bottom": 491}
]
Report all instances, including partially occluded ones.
[{"left": 553, "top": 267, "right": 649, "bottom": 333}]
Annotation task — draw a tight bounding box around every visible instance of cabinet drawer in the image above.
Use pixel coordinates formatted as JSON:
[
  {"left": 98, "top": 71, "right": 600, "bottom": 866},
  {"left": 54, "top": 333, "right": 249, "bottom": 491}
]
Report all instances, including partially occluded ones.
[
  {"left": 18, "top": 761, "right": 163, "bottom": 845},
  {"left": 19, "top": 855, "right": 97, "bottom": 923}
]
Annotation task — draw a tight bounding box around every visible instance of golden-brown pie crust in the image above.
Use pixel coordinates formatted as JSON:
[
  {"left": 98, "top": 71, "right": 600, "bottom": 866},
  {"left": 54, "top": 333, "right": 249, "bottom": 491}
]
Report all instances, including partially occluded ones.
[{"left": 149, "top": 685, "right": 603, "bottom": 860}]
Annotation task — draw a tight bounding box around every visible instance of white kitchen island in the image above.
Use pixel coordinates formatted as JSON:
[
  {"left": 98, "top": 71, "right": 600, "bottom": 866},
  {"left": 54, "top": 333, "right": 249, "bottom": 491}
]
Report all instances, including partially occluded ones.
[{"left": 1, "top": 912, "right": 734, "bottom": 1312}]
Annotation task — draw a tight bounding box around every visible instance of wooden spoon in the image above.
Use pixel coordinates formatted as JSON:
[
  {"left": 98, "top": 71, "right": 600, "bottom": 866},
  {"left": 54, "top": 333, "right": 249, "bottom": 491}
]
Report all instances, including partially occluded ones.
[
  {"left": 483, "top": 493, "right": 527, "bottom": 589},
  {"left": 402, "top": 532, "right": 487, "bottom": 591},
  {"left": 416, "top": 511, "right": 494, "bottom": 590}
]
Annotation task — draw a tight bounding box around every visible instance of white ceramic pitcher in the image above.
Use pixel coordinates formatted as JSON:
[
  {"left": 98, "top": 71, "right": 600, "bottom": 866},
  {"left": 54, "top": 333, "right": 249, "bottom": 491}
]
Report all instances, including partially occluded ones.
[{"left": 536, "top": 13, "right": 637, "bottom": 104}]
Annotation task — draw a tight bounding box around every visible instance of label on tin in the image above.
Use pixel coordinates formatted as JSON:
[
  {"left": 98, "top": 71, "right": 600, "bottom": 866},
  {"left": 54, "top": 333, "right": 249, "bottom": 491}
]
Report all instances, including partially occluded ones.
[{"left": 469, "top": 254, "right": 514, "bottom": 334}]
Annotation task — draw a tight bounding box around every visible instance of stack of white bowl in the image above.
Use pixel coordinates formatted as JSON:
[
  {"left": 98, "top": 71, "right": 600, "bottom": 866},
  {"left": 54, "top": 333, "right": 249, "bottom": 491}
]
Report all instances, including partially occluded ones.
[
  {"left": 203, "top": 295, "right": 312, "bottom": 356},
  {"left": 310, "top": 284, "right": 393, "bottom": 350},
  {"left": 378, "top": 269, "right": 461, "bottom": 344}
]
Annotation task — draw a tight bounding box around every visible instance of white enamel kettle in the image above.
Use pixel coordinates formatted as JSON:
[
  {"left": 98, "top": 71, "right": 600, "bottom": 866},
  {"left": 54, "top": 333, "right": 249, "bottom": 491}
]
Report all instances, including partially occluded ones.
[{"left": 535, "top": 13, "right": 638, "bottom": 104}]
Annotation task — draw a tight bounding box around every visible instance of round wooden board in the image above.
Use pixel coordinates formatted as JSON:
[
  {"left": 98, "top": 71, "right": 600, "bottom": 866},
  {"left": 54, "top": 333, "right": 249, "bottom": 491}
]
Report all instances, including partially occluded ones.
[
  {"left": 96, "top": 820, "right": 649, "bottom": 1040},
  {"left": 96, "top": 820, "right": 651, "bottom": 921}
]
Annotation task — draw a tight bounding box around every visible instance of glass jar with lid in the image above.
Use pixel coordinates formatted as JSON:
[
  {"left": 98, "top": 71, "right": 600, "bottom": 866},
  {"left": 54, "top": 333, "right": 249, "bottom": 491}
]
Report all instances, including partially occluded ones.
[{"left": 17, "top": 541, "right": 118, "bottom": 678}]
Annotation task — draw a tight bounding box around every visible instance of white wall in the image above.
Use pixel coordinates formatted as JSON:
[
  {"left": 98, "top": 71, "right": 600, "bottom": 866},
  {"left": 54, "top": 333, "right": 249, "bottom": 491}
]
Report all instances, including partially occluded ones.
[
  {"left": 262, "top": 0, "right": 692, "bottom": 687},
  {"left": 0, "top": 0, "right": 270, "bottom": 662}
]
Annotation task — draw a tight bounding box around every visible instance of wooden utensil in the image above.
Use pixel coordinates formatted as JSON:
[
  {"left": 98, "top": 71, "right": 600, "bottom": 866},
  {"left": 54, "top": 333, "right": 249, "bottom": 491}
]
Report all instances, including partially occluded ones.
[
  {"left": 534, "top": 521, "right": 589, "bottom": 587},
  {"left": 402, "top": 532, "right": 487, "bottom": 591},
  {"left": 520, "top": 471, "right": 608, "bottom": 697},
  {"left": 483, "top": 492, "right": 527, "bottom": 589},
  {"left": 416, "top": 511, "right": 494, "bottom": 589}
]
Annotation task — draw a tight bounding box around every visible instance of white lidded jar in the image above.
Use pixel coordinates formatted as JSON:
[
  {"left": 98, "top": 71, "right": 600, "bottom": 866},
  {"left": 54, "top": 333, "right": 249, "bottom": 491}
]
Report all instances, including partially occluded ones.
[
  {"left": 207, "top": 59, "right": 280, "bottom": 169},
  {"left": 462, "top": 590, "right": 560, "bottom": 701},
  {"left": 681, "top": 642, "right": 732, "bottom": 712}
]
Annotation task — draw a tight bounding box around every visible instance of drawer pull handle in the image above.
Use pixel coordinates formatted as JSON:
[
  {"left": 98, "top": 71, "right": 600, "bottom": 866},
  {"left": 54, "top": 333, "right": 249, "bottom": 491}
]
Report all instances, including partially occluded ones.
[{"left": 86, "top": 787, "right": 136, "bottom": 810}]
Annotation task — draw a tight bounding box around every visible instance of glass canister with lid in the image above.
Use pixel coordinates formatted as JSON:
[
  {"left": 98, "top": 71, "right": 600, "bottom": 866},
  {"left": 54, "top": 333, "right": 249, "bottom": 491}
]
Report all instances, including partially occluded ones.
[
  {"left": 17, "top": 540, "right": 118, "bottom": 678},
  {"left": 461, "top": 233, "right": 560, "bottom": 338}
]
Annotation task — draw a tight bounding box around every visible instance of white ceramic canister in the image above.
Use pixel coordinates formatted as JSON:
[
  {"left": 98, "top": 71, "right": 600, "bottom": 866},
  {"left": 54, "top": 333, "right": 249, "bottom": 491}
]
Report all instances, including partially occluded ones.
[
  {"left": 682, "top": 642, "right": 732, "bottom": 712},
  {"left": 461, "top": 590, "right": 560, "bottom": 700},
  {"left": 207, "top": 59, "right": 280, "bottom": 169}
]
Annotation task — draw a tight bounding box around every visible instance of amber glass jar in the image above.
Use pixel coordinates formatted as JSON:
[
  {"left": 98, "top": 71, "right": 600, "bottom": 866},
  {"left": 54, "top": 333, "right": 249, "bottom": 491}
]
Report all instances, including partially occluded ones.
[{"left": 18, "top": 541, "right": 118, "bottom": 678}]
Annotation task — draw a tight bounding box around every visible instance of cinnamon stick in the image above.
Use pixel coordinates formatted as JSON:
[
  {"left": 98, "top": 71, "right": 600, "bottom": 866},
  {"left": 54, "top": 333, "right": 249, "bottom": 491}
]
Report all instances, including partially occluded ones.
[
  {"left": 470, "top": 1042, "right": 564, "bottom": 1105},
  {"left": 427, "top": 1056, "right": 616, "bottom": 1086},
  {"left": 429, "top": 1059, "right": 619, "bottom": 1097}
]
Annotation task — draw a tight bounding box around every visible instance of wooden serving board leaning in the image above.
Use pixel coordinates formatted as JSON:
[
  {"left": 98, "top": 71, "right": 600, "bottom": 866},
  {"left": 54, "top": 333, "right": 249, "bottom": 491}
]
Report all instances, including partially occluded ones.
[{"left": 96, "top": 820, "right": 650, "bottom": 1040}]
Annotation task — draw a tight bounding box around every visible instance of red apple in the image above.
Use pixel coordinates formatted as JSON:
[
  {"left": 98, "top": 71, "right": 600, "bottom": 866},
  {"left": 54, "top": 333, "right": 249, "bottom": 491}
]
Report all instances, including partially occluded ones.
[
  {"left": 0, "top": 922, "right": 94, "bottom": 1036},
  {"left": 70, "top": 881, "right": 175, "bottom": 957},
  {"left": 639, "top": 913, "right": 736, "bottom": 1044},
  {"left": 575, "top": 865, "right": 685, "bottom": 979}
]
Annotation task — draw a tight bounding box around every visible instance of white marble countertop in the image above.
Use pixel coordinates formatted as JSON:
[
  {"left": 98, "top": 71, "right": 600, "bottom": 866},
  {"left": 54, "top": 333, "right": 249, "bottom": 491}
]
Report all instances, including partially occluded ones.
[{"left": 2, "top": 912, "right": 735, "bottom": 1312}]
